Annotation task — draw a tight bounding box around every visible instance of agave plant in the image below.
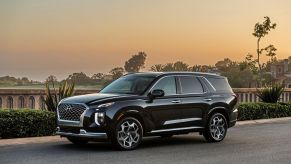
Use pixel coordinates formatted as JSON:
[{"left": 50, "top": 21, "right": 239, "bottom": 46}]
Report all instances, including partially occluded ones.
[
  {"left": 256, "top": 84, "right": 284, "bottom": 103},
  {"left": 42, "top": 81, "right": 75, "bottom": 112}
]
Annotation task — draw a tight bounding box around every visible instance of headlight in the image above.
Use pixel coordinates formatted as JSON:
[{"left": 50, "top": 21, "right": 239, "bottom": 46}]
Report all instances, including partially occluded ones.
[
  {"left": 95, "top": 112, "right": 105, "bottom": 125},
  {"left": 97, "top": 102, "right": 115, "bottom": 108}
]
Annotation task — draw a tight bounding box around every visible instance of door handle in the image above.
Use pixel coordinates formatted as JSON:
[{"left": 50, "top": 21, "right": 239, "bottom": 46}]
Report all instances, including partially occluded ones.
[
  {"left": 204, "top": 98, "right": 212, "bottom": 101},
  {"left": 171, "top": 100, "right": 181, "bottom": 103}
]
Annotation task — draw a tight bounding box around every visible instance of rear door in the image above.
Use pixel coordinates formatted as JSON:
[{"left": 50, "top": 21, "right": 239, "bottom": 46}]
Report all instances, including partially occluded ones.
[{"left": 175, "top": 75, "right": 210, "bottom": 127}]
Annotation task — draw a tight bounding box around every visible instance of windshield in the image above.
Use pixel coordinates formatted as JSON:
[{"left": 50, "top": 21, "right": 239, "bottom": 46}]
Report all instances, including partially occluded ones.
[{"left": 100, "top": 75, "right": 156, "bottom": 95}]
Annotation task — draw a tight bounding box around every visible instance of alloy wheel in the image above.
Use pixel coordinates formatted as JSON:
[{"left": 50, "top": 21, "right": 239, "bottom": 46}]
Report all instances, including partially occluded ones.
[
  {"left": 116, "top": 118, "right": 142, "bottom": 149},
  {"left": 209, "top": 115, "right": 226, "bottom": 141}
]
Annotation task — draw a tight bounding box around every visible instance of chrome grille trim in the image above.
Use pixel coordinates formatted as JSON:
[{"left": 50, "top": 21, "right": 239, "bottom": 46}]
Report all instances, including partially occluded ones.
[{"left": 57, "top": 103, "right": 89, "bottom": 127}]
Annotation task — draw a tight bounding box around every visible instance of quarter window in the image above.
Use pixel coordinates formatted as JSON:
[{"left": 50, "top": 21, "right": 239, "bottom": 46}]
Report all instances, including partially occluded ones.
[
  {"left": 179, "top": 76, "right": 204, "bottom": 94},
  {"left": 152, "top": 76, "right": 176, "bottom": 95}
]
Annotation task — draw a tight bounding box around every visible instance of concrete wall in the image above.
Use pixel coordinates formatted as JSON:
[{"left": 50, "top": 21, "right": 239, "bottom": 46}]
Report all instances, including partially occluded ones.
[
  {"left": 0, "top": 89, "right": 98, "bottom": 109},
  {"left": 1, "top": 88, "right": 291, "bottom": 109}
]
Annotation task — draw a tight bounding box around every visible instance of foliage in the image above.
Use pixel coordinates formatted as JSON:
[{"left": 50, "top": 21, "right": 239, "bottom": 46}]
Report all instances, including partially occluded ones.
[
  {"left": 216, "top": 58, "right": 258, "bottom": 88},
  {"left": 0, "top": 76, "right": 40, "bottom": 86},
  {"left": 256, "top": 84, "right": 284, "bottom": 103},
  {"left": 0, "top": 109, "right": 56, "bottom": 139},
  {"left": 252, "top": 16, "right": 277, "bottom": 72},
  {"left": 124, "top": 52, "right": 147, "bottom": 72},
  {"left": 45, "top": 75, "right": 58, "bottom": 84},
  {"left": 110, "top": 67, "right": 125, "bottom": 80},
  {"left": 150, "top": 64, "right": 164, "bottom": 72},
  {"left": 150, "top": 61, "right": 190, "bottom": 72},
  {"left": 238, "top": 102, "right": 291, "bottom": 121},
  {"left": 64, "top": 72, "right": 96, "bottom": 85},
  {"left": 43, "top": 80, "right": 75, "bottom": 112},
  {"left": 189, "top": 65, "right": 214, "bottom": 72}
]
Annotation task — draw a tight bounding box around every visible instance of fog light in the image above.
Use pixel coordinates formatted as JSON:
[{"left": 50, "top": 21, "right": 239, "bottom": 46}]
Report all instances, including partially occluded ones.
[{"left": 95, "top": 112, "right": 105, "bottom": 125}]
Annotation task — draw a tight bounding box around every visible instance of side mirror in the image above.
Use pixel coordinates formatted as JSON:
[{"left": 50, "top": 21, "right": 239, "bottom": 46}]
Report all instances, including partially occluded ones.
[{"left": 148, "top": 89, "right": 165, "bottom": 99}]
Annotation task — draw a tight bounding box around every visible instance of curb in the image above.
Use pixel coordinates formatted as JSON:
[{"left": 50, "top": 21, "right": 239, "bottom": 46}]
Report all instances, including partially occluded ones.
[
  {"left": 236, "top": 117, "right": 291, "bottom": 126},
  {"left": 0, "top": 135, "right": 64, "bottom": 147},
  {"left": 1, "top": 117, "right": 290, "bottom": 147}
]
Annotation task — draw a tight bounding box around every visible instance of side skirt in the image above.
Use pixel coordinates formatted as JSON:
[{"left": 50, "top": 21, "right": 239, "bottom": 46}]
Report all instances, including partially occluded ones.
[{"left": 149, "top": 126, "right": 204, "bottom": 134}]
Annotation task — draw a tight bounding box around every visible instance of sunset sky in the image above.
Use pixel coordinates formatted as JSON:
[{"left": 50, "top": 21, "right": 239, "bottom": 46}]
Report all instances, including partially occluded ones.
[{"left": 1, "top": 0, "right": 291, "bottom": 81}]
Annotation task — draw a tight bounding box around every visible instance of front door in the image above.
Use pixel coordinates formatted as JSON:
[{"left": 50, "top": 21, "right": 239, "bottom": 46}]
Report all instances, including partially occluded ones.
[{"left": 145, "top": 76, "right": 183, "bottom": 130}]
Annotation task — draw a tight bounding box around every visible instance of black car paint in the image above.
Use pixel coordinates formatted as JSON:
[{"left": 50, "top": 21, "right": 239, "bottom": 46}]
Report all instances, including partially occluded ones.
[{"left": 58, "top": 72, "right": 238, "bottom": 138}]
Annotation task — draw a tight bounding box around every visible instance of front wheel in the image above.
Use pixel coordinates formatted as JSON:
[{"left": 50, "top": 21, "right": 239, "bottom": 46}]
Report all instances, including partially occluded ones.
[
  {"left": 203, "top": 113, "right": 228, "bottom": 142},
  {"left": 111, "top": 117, "right": 143, "bottom": 150}
]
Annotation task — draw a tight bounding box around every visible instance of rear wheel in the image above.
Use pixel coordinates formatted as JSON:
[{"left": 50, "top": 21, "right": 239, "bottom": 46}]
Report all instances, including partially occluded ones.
[
  {"left": 203, "top": 113, "right": 227, "bottom": 142},
  {"left": 66, "top": 137, "right": 88, "bottom": 145},
  {"left": 111, "top": 117, "right": 143, "bottom": 150}
]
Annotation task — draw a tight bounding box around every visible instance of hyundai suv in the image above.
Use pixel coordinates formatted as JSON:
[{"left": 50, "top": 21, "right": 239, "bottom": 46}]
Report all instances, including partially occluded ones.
[{"left": 56, "top": 72, "right": 238, "bottom": 150}]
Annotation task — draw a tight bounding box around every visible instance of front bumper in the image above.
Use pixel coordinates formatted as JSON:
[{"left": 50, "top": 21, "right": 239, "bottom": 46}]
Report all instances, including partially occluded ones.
[{"left": 56, "top": 127, "right": 108, "bottom": 140}]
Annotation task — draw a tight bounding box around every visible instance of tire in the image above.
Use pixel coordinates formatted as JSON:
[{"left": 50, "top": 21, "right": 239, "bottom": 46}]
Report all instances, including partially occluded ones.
[
  {"left": 203, "top": 113, "right": 228, "bottom": 142},
  {"left": 66, "top": 137, "right": 89, "bottom": 145},
  {"left": 111, "top": 117, "right": 143, "bottom": 150}
]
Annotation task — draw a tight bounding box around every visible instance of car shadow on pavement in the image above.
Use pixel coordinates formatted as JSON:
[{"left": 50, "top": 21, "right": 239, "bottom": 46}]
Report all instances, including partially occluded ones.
[{"left": 56, "top": 134, "right": 208, "bottom": 151}]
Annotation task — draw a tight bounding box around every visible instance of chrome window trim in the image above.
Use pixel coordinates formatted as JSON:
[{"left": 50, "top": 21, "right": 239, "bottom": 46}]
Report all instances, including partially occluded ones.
[
  {"left": 163, "top": 117, "right": 202, "bottom": 125},
  {"left": 57, "top": 102, "right": 89, "bottom": 127},
  {"left": 150, "top": 126, "right": 204, "bottom": 133},
  {"left": 147, "top": 74, "right": 207, "bottom": 96}
]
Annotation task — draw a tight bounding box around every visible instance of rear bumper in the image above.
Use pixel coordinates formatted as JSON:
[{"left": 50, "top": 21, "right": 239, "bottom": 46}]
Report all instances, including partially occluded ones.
[
  {"left": 229, "top": 108, "right": 238, "bottom": 128},
  {"left": 56, "top": 127, "right": 108, "bottom": 140}
]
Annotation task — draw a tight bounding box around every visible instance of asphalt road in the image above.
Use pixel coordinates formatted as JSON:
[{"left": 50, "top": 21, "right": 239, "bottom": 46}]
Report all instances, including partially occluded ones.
[{"left": 1, "top": 120, "right": 291, "bottom": 164}]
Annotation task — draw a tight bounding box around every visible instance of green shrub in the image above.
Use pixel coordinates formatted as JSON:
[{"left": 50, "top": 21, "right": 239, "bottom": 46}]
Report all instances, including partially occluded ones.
[
  {"left": 256, "top": 84, "right": 284, "bottom": 103},
  {"left": 238, "top": 102, "right": 291, "bottom": 121},
  {"left": 43, "top": 80, "right": 75, "bottom": 112},
  {"left": 0, "top": 109, "right": 57, "bottom": 139}
]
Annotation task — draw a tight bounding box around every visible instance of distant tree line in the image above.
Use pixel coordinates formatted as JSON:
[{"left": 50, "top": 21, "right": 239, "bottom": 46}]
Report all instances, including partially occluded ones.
[{"left": 0, "top": 76, "right": 41, "bottom": 86}]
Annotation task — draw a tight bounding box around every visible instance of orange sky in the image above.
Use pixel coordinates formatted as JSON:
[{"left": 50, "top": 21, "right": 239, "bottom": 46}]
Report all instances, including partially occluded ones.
[{"left": 1, "top": 0, "right": 291, "bottom": 81}]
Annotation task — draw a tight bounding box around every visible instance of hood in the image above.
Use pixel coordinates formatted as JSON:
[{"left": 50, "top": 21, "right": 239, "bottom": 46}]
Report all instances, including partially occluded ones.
[
  {"left": 60, "top": 93, "right": 120, "bottom": 105},
  {"left": 60, "top": 93, "right": 138, "bottom": 105}
]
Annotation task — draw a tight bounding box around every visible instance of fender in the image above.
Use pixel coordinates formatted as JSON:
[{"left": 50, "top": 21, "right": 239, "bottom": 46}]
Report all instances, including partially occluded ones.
[{"left": 111, "top": 106, "right": 154, "bottom": 133}]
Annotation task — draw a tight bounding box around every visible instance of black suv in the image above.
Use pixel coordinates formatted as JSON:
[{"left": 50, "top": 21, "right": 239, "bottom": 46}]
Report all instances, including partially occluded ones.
[{"left": 56, "top": 72, "right": 238, "bottom": 150}]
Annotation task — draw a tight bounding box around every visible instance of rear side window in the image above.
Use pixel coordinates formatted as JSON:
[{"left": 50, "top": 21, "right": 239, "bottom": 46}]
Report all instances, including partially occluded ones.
[
  {"left": 206, "top": 77, "right": 232, "bottom": 92},
  {"left": 179, "top": 76, "right": 204, "bottom": 94}
]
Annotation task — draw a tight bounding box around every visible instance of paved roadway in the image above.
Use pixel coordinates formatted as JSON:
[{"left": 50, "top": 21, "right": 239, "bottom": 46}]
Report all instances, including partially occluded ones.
[{"left": 0, "top": 120, "right": 291, "bottom": 164}]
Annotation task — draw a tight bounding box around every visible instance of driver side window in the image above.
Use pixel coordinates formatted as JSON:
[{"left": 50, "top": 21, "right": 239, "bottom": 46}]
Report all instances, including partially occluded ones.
[{"left": 152, "top": 76, "right": 176, "bottom": 96}]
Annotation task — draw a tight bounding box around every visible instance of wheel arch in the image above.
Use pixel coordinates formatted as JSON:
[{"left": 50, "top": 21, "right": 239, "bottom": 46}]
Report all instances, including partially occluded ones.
[
  {"left": 207, "top": 107, "right": 230, "bottom": 127},
  {"left": 112, "top": 106, "right": 150, "bottom": 133}
]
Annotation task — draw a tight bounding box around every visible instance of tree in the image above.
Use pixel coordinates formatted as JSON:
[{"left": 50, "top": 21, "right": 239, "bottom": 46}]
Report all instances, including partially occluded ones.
[
  {"left": 65, "top": 72, "right": 95, "bottom": 85},
  {"left": 124, "top": 52, "right": 147, "bottom": 72},
  {"left": 150, "top": 61, "right": 190, "bottom": 72},
  {"left": 110, "top": 67, "right": 125, "bottom": 80},
  {"left": 150, "top": 64, "right": 164, "bottom": 72},
  {"left": 173, "top": 61, "right": 189, "bottom": 71},
  {"left": 263, "top": 44, "right": 277, "bottom": 62},
  {"left": 45, "top": 75, "right": 58, "bottom": 83},
  {"left": 91, "top": 73, "right": 104, "bottom": 80},
  {"left": 189, "top": 65, "right": 214, "bottom": 72},
  {"left": 162, "top": 63, "right": 175, "bottom": 71},
  {"left": 215, "top": 58, "right": 237, "bottom": 72},
  {"left": 253, "top": 16, "right": 276, "bottom": 71}
]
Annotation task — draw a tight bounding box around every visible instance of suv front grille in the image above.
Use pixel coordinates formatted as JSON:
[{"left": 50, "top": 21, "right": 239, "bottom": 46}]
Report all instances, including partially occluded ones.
[{"left": 57, "top": 103, "right": 87, "bottom": 121}]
